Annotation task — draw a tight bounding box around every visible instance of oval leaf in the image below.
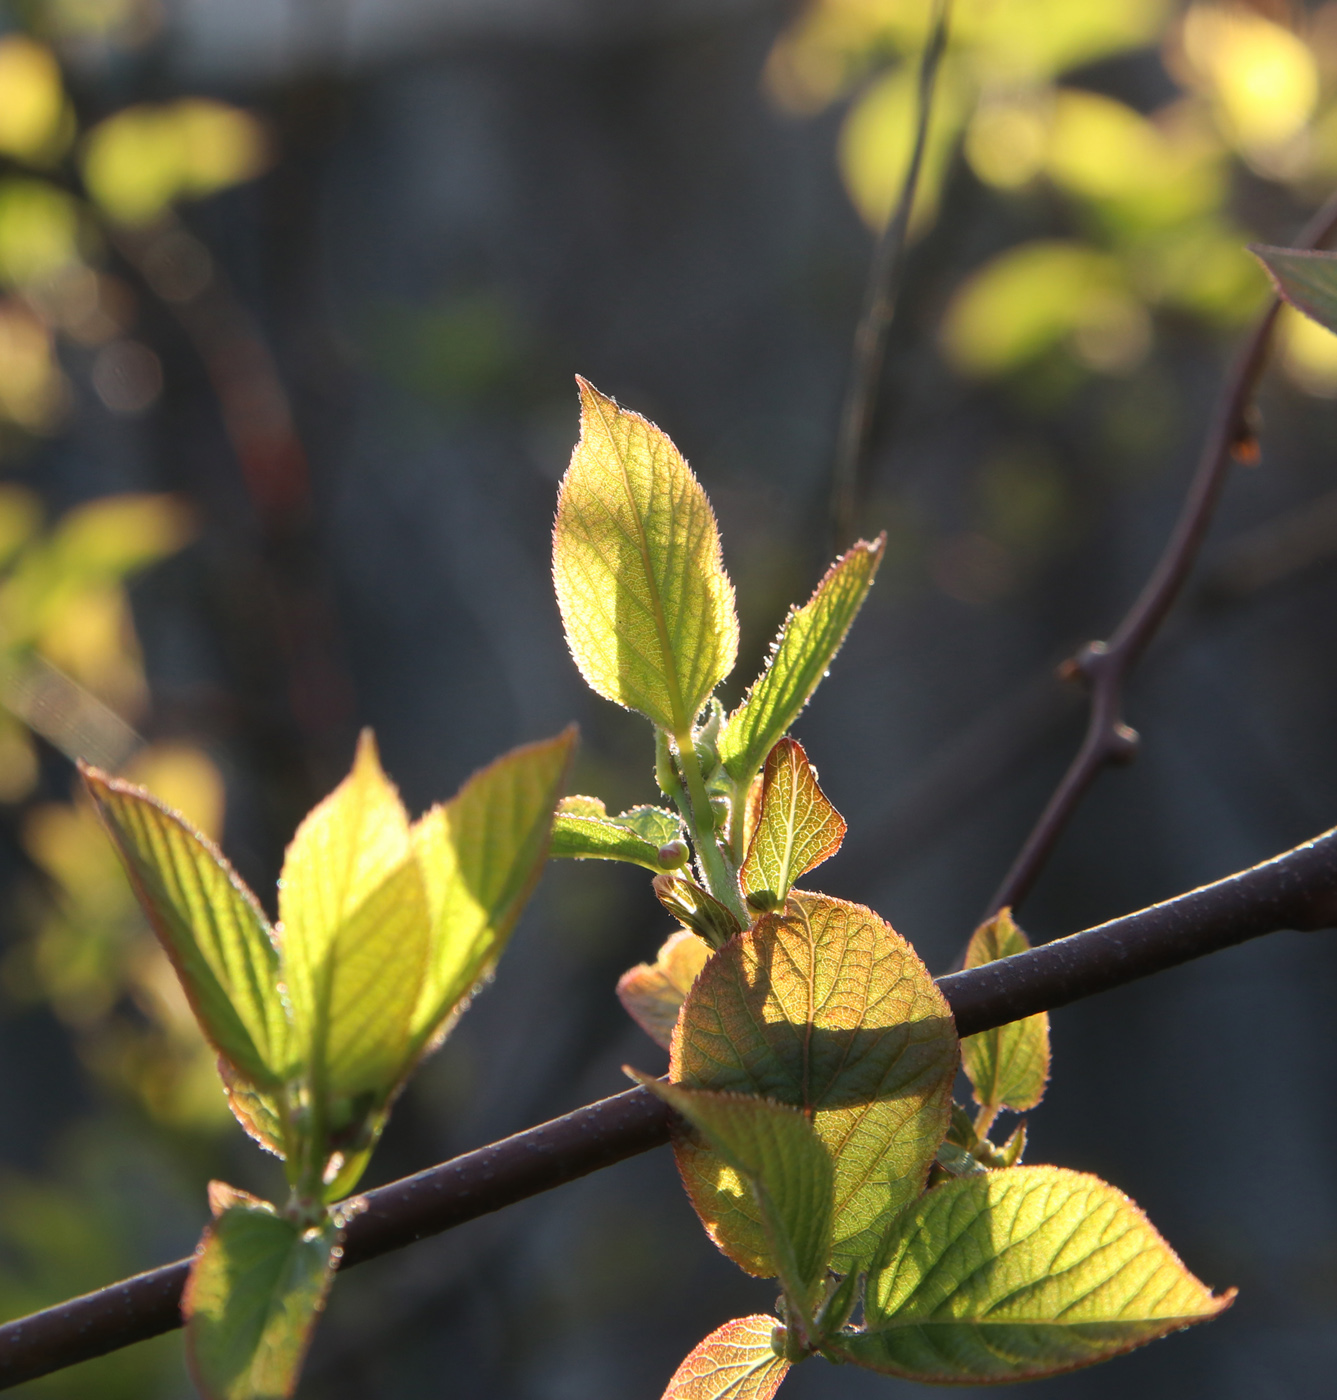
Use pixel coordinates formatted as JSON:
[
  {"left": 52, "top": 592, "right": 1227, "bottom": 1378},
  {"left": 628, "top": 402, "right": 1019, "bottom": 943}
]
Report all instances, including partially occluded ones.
[
  {"left": 1251, "top": 244, "right": 1337, "bottom": 334},
  {"left": 741, "top": 739, "right": 846, "bottom": 911},
  {"left": 671, "top": 892, "right": 957, "bottom": 1274},
  {"left": 617, "top": 928, "right": 712, "bottom": 1050},
  {"left": 553, "top": 379, "right": 738, "bottom": 735},
  {"left": 551, "top": 798, "right": 685, "bottom": 872},
  {"left": 961, "top": 908, "right": 1050, "bottom": 1114},
  {"left": 835, "top": 1166, "right": 1234, "bottom": 1383},
  {"left": 661, "top": 1316, "right": 789, "bottom": 1400},
  {"left": 653, "top": 873, "right": 743, "bottom": 951},
  {"left": 82, "top": 766, "right": 289, "bottom": 1089},
  {"left": 718, "top": 537, "right": 883, "bottom": 787}
]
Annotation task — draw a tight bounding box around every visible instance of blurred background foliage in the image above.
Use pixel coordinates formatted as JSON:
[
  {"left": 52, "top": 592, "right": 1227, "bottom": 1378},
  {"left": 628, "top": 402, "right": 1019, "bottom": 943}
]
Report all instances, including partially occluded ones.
[{"left": 0, "top": 0, "right": 1335, "bottom": 1397}]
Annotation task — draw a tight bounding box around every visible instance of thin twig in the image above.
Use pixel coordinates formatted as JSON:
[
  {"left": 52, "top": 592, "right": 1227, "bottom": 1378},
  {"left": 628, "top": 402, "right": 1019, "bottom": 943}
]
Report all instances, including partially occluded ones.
[
  {"left": 5, "top": 822, "right": 1337, "bottom": 1388},
  {"left": 984, "top": 189, "right": 1337, "bottom": 920},
  {"left": 829, "top": 0, "right": 953, "bottom": 550}
]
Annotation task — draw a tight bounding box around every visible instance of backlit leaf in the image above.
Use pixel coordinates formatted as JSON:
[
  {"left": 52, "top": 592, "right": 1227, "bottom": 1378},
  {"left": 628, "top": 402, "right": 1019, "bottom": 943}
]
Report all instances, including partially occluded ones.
[
  {"left": 719, "top": 538, "right": 883, "bottom": 787},
  {"left": 407, "top": 728, "right": 574, "bottom": 1054},
  {"left": 617, "top": 928, "right": 711, "bottom": 1049},
  {"left": 550, "top": 796, "right": 685, "bottom": 871},
  {"left": 661, "top": 1316, "right": 789, "bottom": 1400},
  {"left": 1251, "top": 245, "right": 1337, "bottom": 336},
  {"left": 961, "top": 908, "right": 1050, "bottom": 1114},
  {"left": 653, "top": 873, "right": 743, "bottom": 950},
  {"left": 83, "top": 767, "right": 288, "bottom": 1088},
  {"left": 672, "top": 892, "right": 956, "bottom": 1274},
  {"left": 740, "top": 739, "right": 845, "bottom": 911},
  {"left": 833, "top": 1167, "right": 1234, "bottom": 1383},
  {"left": 184, "top": 1198, "right": 340, "bottom": 1400},
  {"left": 553, "top": 379, "right": 738, "bottom": 736}
]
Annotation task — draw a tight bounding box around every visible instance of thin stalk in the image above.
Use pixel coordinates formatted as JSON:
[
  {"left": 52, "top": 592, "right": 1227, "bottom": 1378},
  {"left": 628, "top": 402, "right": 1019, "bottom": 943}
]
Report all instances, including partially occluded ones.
[{"left": 674, "top": 729, "right": 748, "bottom": 924}]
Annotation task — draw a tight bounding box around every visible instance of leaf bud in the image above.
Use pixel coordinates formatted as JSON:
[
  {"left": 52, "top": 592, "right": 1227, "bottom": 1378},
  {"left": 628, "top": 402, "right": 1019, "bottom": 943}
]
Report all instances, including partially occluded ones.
[{"left": 656, "top": 838, "right": 690, "bottom": 869}]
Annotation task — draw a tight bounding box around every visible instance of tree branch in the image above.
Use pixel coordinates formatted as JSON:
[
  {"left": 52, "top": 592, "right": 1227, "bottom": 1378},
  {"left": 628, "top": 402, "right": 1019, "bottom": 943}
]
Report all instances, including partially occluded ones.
[
  {"left": 5, "top": 825, "right": 1337, "bottom": 1389},
  {"left": 984, "top": 189, "right": 1337, "bottom": 919}
]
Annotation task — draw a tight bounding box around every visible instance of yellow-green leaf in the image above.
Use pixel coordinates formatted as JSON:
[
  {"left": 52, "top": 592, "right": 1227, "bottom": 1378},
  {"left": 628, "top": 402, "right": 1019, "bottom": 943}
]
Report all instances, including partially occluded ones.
[
  {"left": 638, "top": 1078, "right": 833, "bottom": 1311},
  {"left": 184, "top": 1198, "right": 340, "bottom": 1400},
  {"left": 833, "top": 1167, "right": 1234, "bottom": 1383},
  {"left": 961, "top": 908, "right": 1050, "bottom": 1114},
  {"left": 82, "top": 766, "right": 288, "bottom": 1088},
  {"left": 671, "top": 892, "right": 957, "bottom": 1275},
  {"left": 740, "top": 739, "right": 846, "bottom": 911},
  {"left": 407, "top": 728, "right": 575, "bottom": 1054},
  {"left": 1251, "top": 244, "right": 1337, "bottom": 335},
  {"left": 617, "top": 928, "right": 711, "bottom": 1049},
  {"left": 653, "top": 872, "right": 743, "bottom": 950},
  {"left": 550, "top": 796, "right": 686, "bottom": 871},
  {"left": 718, "top": 537, "right": 883, "bottom": 787},
  {"left": 553, "top": 379, "right": 738, "bottom": 736},
  {"left": 660, "top": 1316, "right": 789, "bottom": 1400}
]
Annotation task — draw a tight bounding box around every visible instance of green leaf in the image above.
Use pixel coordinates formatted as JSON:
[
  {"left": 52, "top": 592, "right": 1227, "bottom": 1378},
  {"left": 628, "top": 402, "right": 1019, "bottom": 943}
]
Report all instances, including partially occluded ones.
[
  {"left": 740, "top": 739, "right": 846, "bottom": 911},
  {"left": 407, "top": 728, "right": 575, "bottom": 1054},
  {"left": 552, "top": 379, "right": 738, "bottom": 736},
  {"left": 660, "top": 1316, "right": 790, "bottom": 1400},
  {"left": 617, "top": 928, "right": 712, "bottom": 1050},
  {"left": 550, "top": 796, "right": 686, "bottom": 872},
  {"left": 219, "top": 1061, "right": 286, "bottom": 1158},
  {"left": 82, "top": 766, "right": 289, "bottom": 1089},
  {"left": 637, "top": 1077, "right": 833, "bottom": 1312},
  {"left": 1251, "top": 244, "right": 1337, "bottom": 334},
  {"left": 278, "top": 731, "right": 429, "bottom": 1110},
  {"left": 671, "top": 892, "right": 957, "bottom": 1275},
  {"left": 961, "top": 908, "right": 1050, "bottom": 1114},
  {"left": 184, "top": 1194, "right": 340, "bottom": 1400},
  {"left": 718, "top": 537, "right": 883, "bottom": 787},
  {"left": 653, "top": 872, "right": 744, "bottom": 950},
  {"left": 832, "top": 1166, "right": 1234, "bottom": 1383}
]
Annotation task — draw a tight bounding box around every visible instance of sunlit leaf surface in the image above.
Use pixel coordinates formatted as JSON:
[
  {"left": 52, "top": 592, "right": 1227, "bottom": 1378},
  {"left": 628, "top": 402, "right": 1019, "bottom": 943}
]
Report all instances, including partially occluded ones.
[
  {"left": 661, "top": 1315, "right": 789, "bottom": 1400},
  {"left": 550, "top": 795, "right": 684, "bottom": 871},
  {"left": 617, "top": 928, "right": 711, "bottom": 1050},
  {"left": 961, "top": 908, "right": 1049, "bottom": 1113}
]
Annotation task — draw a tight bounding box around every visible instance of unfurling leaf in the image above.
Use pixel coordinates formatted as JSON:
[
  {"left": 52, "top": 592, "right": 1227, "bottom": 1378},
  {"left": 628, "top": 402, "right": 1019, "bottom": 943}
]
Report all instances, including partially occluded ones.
[
  {"left": 661, "top": 1316, "right": 789, "bottom": 1400},
  {"left": 407, "top": 727, "right": 574, "bottom": 1056},
  {"left": 552, "top": 379, "right": 738, "bottom": 736},
  {"left": 718, "top": 537, "right": 883, "bottom": 788},
  {"left": 672, "top": 892, "right": 957, "bottom": 1274},
  {"left": 1251, "top": 244, "right": 1337, "bottom": 334},
  {"left": 832, "top": 1167, "right": 1234, "bottom": 1383},
  {"left": 550, "top": 796, "right": 686, "bottom": 872},
  {"left": 636, "top": 1077, "right": 833, "bottom": 1312},
  {"left": 740, "top": 739, "right": 845, "bottom": 911},
  {"left": 653, "top": 873, "right": 743, "bottom": 950},
  {"left": 617, "top": 928, "right": 711, "bottom": 1049},
  {"left": 82, "top": 767, "right": 289, "bottom": 1089},
  {"left": 184, "top": 1197, "right": 341, "bottom": 1400},
  {"left": 961, "top": 908, "right": 1049, "bottom": 1114}
]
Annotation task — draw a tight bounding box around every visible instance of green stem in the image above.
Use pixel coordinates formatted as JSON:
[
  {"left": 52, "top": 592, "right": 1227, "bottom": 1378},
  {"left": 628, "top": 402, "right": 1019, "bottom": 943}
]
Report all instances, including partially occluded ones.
[
  {"left": 974, "top": 1103, "right": 999, "bottom": 1143},
  {"left": 674, "top": 730, "right": 748, "bottom": 925}
]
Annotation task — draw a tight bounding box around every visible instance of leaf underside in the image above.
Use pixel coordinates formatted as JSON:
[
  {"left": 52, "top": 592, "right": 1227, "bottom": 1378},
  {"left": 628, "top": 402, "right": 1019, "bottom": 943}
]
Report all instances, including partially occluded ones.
[
  {"left": 1251, "top": 244, "right": 1337, "bottom": 335},
  {"left": 617, "top": 928, "right": 712, "bottom": 1049},
  {"left": 653, "top": 873, "right": 744, "bottom": 949},
  {"left": 671, "top": 892, "right": 957, "bottom": 1275},
  {"left": 661, "top": 1315, "right": 790, "bottom": 1400},
  {"left": 741, "top": 738, "right": 846, "bottom": 909}
]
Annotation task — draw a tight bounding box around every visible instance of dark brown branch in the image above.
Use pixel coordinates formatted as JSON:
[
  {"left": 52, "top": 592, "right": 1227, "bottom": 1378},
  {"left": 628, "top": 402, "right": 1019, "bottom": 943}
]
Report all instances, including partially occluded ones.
[
  {"left": 6, "top": 825, "right": 1337, "bottom": 1389},
  {"left": 984, "top": 189, "right": 1337, "bottom": 920},
  {"left": 829, "top": 0, "right": 953, "bottom": 550}
]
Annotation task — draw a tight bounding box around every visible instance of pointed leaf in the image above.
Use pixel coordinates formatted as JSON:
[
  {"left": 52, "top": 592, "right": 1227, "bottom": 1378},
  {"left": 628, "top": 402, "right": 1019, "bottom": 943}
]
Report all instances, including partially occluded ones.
[
  {"left": 408, "top": 728, "right": 575, "bottom": 1053},
  {"left": 741, "top": 739, "right": 845, "bottom": 911},
  {"left": 833, "top": 1167, "right": 1234, "bottom": 1383},
  {"left": 551, "top": 798, "right": 686, "bottom": 872},
  {"left": 653, "top": 872, "right": 743, "bottom": 950},
  {"left": 671, "top": 892, "right": 957, "bottom": 1274},
  {"left": 219, "top": 1060, "right": 286, "bottom": 1158},
  {"left": 553, "top": 379, "right": 738, "bottom": 735},
  {"left": 617, "top": 928, "right": 712, "bottom": 1049},
  {"left": 83, "top": 767, "right": 288, "bottom": 1088},
  {"left": 661, "top": 1316, "right": 789, "bottom": 1400},
  {"left": 639, "top": 1078, "right": 833, "bottom": 1310},
  {"left": 184, "top": 1199, "right": 340, "bottom": 1400},
  {"left": 961, "top": 908, "right": 1050, "bottom": 1114},
  {"left": 1251, "top": 244, "right": 1337, "bottom": 334},
  {"left": 719, "top": 537, "right": 884, "bottom": 786}
]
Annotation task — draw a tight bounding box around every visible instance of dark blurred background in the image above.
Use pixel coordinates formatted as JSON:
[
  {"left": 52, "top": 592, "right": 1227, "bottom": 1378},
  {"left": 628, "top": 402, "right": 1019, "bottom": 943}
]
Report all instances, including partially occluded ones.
[{"left": 0, "top": 0, "right": 1335, "bottom": 1395}]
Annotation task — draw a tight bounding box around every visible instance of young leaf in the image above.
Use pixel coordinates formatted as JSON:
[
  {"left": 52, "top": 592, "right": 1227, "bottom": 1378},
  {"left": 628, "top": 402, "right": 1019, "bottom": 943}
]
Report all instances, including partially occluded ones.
[
  {"left": 636, "top": 1077, "right": 833, "bottom": 1311},
  {"left": 671, "top": 892, "right": 957, "bottom": 1275},
  {"left": 550, "top": 797, "right": 686, "bottom": 872},
  {"left": 832, "top": 1167, "right": 1234, "bottom": 1383},
  {"left": 407, "top": 728, "right": 575, "bottom": 1055},
  {"left": 961, "top": 908, "right": 1050, "bottom": 1115},
  {"left": 718, "top": 537, "right": 884, "bottom": 787},
  {"left": 660, "top": 1316, "right": 790, "bottom": 1400},
  {"left": 653, "top": 872, "right": 744, "bottom": 950},
  {"left": 740, "top": 739, "right": 846, "bottom": 911},
  {"left": 278, "top": 731, "right": 429, "bottom": 1108},
  {"left": 82, "top": 767, "right": 289, "bottom": 1089},
  {"left": 1251, "top": 244, "right": 1337, "bottom": 334},
  {"left": 184, "top": 1197, "right": 341, "bottom": 1400},
  {"left": 552, "top": 379, "right": 738, "bottom": 735},
  {"left": 617, "top": 928, "right": 711, "bottom": 1049}
]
